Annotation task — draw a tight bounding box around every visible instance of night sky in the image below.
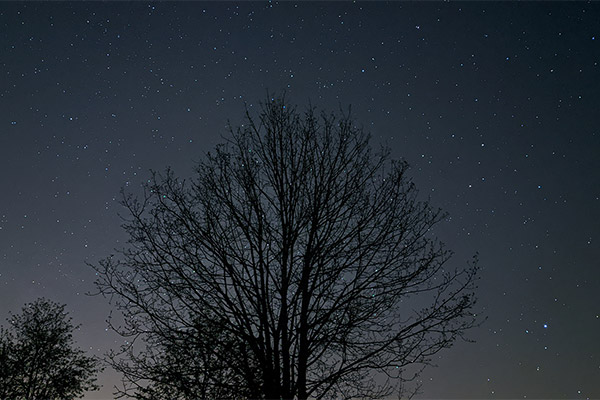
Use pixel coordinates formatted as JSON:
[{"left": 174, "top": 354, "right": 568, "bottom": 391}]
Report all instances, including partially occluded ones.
[{"left": 1, "top": 2, "right": 599, "bottom": 399}]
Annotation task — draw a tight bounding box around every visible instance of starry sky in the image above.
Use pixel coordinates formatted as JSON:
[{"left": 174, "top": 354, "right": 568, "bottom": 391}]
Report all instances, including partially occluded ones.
[{"left": 1, "top": 2, "right": 599, "bottom": 399}]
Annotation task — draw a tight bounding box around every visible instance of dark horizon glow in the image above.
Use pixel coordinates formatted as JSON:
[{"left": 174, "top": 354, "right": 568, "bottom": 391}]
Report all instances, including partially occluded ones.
[{"left": 0, "top": 2, "right": 598, "bottom": 399}]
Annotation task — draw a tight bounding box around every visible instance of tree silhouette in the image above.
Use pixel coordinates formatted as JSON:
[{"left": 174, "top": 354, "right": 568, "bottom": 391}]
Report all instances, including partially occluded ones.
[
  {"left": 0, "top": 298, "right": 101, "bottom": 400},
  {"left": 93, "top": 96, "right": 479, "bottom": 399}
]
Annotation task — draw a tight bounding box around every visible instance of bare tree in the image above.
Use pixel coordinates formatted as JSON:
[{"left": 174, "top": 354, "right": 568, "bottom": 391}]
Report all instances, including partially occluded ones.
[
  {"left": 93, "top": 96, "right": 479, "bottom": 400},
  {"left": 0, "top": 298, "right": 101, "bottom": 400}
]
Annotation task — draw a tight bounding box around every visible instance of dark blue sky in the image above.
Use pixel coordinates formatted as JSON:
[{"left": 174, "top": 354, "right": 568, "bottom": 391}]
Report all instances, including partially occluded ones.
[{"left": 1, "top": 2, "right": 598, "bottom": 398}]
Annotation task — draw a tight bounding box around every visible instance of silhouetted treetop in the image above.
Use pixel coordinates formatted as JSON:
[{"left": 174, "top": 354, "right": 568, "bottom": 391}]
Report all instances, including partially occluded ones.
[
  {"left": 0, "top": 298, "right": 101, "bottom": 400},
  {"left": 93, "top": 95, "right": 479, "bottom": 400}
]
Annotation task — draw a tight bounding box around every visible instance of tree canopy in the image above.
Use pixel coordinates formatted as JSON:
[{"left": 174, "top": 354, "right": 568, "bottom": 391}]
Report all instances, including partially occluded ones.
[
  {"left": 93, "top": 96, "right": 479, "bottom": 399},
  {"left": 0, "top": 298, "right": 101, "bottom": 400}
]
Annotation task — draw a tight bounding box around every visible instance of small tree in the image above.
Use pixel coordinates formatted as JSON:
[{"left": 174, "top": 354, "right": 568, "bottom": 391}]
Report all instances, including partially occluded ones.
[
  {"left": 0, "top": 298, "right": 101, "bottom": 400},
  {"left": 94, "top": 96, "right": 479, "bottom": 399}
]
